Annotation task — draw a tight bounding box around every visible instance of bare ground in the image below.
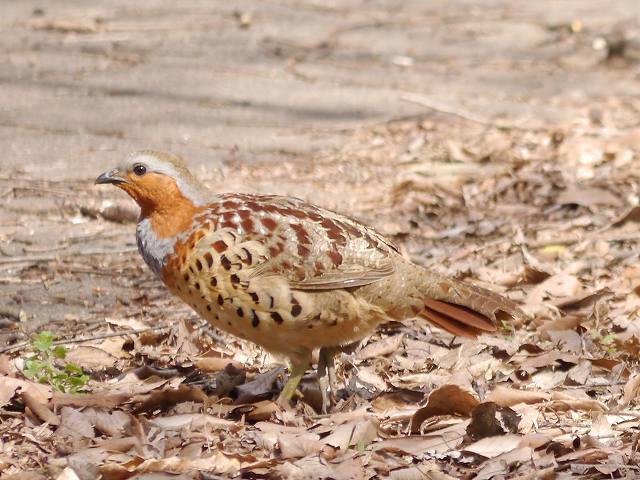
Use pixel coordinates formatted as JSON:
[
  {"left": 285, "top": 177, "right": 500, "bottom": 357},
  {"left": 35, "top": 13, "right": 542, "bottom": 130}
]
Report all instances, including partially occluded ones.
[{"left": 2, "top": 1, "right": 640, "bottom": 478}]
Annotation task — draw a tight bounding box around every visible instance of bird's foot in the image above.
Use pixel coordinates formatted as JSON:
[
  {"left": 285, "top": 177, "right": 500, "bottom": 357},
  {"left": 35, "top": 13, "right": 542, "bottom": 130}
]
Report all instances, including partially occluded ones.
[{"left": 318, "top": 346, "right": 339, "bottom": 414}]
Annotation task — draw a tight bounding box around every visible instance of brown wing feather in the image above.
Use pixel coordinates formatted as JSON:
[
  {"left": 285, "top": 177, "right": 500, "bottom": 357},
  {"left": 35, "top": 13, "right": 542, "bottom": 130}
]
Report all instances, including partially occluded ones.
[
  {"left": 423, "top": 298, "right": 497, "bottom": 332},
  {"left": 420, "top": 309, "right": 482, "bottom": 338}
]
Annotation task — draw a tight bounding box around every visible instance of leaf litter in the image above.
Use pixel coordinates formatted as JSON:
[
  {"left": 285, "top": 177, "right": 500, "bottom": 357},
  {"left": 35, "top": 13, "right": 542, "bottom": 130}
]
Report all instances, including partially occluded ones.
[{"left": 3, "top": 108, "right": 640, "bottom": 479}]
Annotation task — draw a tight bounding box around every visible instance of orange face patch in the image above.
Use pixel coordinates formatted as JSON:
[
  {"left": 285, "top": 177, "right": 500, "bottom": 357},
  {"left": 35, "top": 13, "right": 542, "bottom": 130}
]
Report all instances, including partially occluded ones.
[{"left": 117, "top": 172, "right": 202, "bottom": 238}]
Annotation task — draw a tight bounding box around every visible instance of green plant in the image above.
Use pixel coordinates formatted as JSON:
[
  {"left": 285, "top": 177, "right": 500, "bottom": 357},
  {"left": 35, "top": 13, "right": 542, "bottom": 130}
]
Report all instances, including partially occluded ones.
[
  {"left": 22, "top": 331, "right": 89, "bottom": 393},
  {"left": 590, "top": 330, "right": 617, "bottom": 355}
]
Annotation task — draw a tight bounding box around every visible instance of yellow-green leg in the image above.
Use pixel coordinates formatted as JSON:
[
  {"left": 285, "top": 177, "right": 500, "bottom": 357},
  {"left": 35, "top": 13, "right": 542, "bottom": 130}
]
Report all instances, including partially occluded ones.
[
  {"left": 318, "top": 346, "right": 339, "bottom": 413},
  {"left": 277, "top": 356, "right": 311, "bottom": 408}
]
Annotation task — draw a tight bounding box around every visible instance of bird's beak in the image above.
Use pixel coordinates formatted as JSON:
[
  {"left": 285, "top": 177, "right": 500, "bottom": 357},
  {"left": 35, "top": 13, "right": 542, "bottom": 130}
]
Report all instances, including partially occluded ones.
[{"left": 95, "top": 168, "right": 127, "bottom": 185}]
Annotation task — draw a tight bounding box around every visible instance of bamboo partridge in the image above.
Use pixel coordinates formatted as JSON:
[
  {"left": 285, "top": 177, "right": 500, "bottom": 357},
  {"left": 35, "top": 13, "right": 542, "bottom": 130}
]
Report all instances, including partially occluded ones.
[{"left": 96, "top": 151, "right": 526, "bottom": 409}]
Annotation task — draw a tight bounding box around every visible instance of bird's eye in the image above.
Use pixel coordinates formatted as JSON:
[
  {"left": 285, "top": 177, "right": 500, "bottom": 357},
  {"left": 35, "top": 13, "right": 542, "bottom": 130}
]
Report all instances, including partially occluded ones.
[{"left": 133, "top": 164, "right": 147, "bottom": 176}]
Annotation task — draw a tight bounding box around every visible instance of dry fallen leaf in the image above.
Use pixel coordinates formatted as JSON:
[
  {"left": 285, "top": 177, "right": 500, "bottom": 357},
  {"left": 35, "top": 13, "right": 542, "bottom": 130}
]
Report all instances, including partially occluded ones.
[
  {"left": 485, "top": 386, "right": 550, "bottom": 406},
  {"left": 410, "top": 384, "right": 479, "bottom": 433},
  {"left": 466, "top": 402, "right": 520, "bottom": 441},
  {"left": 622, "top": 372, "right": 640, "bottom": 405},
  {"left": 463, "top": 433, "right": 523, "bottom": 458},
  {"left": 64, "top": 346, "right": 118, "bottom": 370},
  {"left": 0, "top": 375, "right": 52, "bottom": 407},
  {"left": 357, "top": 334, "right": 405, "bottom": 360}
]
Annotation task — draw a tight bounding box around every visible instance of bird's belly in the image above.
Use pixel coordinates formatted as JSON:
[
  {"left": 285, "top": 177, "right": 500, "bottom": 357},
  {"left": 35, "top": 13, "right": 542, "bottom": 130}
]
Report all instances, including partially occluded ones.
[{"left": 170, "top": 283, "right": 385, "bottom": 355}]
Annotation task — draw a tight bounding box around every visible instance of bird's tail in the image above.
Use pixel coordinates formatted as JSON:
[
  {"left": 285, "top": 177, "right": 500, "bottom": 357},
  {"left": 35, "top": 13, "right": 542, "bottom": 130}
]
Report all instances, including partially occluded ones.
[{"left": 411, "top": 266, "right": 526, "bottom": 338}]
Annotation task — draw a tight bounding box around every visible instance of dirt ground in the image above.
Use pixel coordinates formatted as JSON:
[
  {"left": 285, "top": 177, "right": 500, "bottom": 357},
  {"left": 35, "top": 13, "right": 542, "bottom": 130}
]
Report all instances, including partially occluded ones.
[{"left": 2, "top": 1, "right": 640, "bottom": 479}]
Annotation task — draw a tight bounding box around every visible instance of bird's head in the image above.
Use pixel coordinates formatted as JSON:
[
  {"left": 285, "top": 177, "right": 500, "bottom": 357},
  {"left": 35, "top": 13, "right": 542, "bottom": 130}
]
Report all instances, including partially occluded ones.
[{"left": 96, "top": 150, "right": 210, "bottom": 235}]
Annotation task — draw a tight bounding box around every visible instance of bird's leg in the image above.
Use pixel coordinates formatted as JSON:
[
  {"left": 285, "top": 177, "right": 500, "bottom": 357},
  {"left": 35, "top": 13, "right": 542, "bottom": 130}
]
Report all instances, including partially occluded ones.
[
  {"left": 277, "top": 354, "right": 311, "bottom": 408},
  {"left": 318, "top": 346, "right": 339, "bottom": 413}
]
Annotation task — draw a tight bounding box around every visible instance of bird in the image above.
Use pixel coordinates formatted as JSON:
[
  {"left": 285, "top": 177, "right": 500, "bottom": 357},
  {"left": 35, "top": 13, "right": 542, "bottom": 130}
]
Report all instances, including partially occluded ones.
[{"left": 96, "top": 150, "right": 526, "bottom": 410}]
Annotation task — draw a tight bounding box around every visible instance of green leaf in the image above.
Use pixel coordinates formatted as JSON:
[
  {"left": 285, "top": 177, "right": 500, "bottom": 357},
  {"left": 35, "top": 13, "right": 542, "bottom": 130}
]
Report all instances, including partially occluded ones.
[
  {"left": 601, "top": 334, "right": 615, "bottom": 345},
  {"left": 64, "top": 364, "right": 83, "bottom": 375},
  {"left": 32, "top": 331, "right": 55, "bottom": 352},
  {"left": 52, "top": 346, "right": 67, "bottom": 359}
]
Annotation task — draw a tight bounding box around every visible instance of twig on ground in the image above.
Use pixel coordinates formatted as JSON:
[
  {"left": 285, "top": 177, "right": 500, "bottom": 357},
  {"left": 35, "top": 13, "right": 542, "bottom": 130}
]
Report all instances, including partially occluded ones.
[
  {"left": 0, "top": 247, "right": 138, "bottom": 266},
  {"left": 0, "top": 325, "right": 172, "bottom": 353},
  {"left": 400, "top": 92, "right": 546, "bottom": 132}
]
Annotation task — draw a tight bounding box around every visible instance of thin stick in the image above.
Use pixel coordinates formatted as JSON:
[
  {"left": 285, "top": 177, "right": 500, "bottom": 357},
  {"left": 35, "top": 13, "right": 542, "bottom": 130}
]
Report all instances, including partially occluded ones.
[
  {"left": 0, "top": 325, "right": 171, "bottom": 353},
  {"left": 400, "top": 92, "right": 544, "bottom": 132},
  {"left": 0, "top": 247, "right": 137, "bottom": 265}
]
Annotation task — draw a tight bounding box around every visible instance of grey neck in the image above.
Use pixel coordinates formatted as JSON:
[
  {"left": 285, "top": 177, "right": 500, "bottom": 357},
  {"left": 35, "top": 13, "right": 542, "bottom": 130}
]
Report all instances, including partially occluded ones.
[{"left": 135, "top": 217, "right": 177, "bottom": 277}]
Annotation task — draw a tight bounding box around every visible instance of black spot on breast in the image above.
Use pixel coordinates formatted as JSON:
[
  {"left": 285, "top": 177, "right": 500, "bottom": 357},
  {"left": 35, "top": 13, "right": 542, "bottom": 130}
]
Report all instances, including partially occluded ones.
[
  {"left": 251, "top": 310, "right": 259, "bottom": 327},
  {"left": 249, "top": 292, "right": 259, "bottom": 303},
  {"left": 183, "top": 273, "right": 190, "bottom": 282},
  {"left": 221, "top": 255, "right": 232, "bottom": 270},
  {"left": 291, "top": 304, "right": 302, "bottom": 317},
  {"left": 210, "top": 277, "right": 218, "bottom": 287},
  {"left": 206, "top": 305, "right": 211, "bottom": 311},
  {"left": 236, "top": 307, "right": 244, "bottom": 318},
  {"left": 204, "top": 252, "right": 214, "bottom": 268},
  {"left": 269, "top": 296, "right": 275, "bottom": 309},
  {"left": 196, "top": 259, "right": 203, "bottom": 271},
  {"left": 241, "top": 247, "right": 253, "bottom": 265},
  {"left": 195, "top": 282, "right": 201, "bottom": 290},
  {"left": 217, "top": 294, "right": 224, "bottom": 306},
  {"left": 230, "top": 274, "right": 240, "bottom": 286},
  {"left": 271, "top": 312, "right": 284, "bottom": 324}
]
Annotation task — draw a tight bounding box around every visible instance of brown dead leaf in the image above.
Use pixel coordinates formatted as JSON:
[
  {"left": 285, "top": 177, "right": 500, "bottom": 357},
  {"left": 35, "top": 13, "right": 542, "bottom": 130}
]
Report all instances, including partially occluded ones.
[
  {"left": 611, "top": 205, "right": 640, "bottom": 227},
  {"left": 0, "top": 375, "right": 51, "bottom": 407},
  {"left": 133, "top": 452, "right": 246, "bottom": 475},
  {"left": 566, "top": 360, "right": 592, "bottom": 385},
  {"left": 527, "top": 272, "right": 582, "bottom": 307},
  {"left": 466, "top": 402, "right": 520, "bottom": 441},
  {"left": 548, "top": 391, "right": 607, "bottom": 412},
  {"left": 232, "top": 400, "right": 279, "bottom": 422},
  {"left": 53, "top": 391, "right": 130, "bottom": 409},
  {"left": 622, "top": 372, "right": 640, "bottom": 405},
  {"left": 83, "top": 408, "right": 132, "bottom": 437},
  {"left": 375, "top": 422, "right": 468, "bottom": 455},
  {"left": 547, "top": 329, "right": 583, "bottom": 353},
  {"left": 355, "top": 366, "right": 388, "bottom": 393},
  {"left": 322, "top": 418, "right": 379, "bottom": 450},
  {"left": 357, "top": 334, "right": 404, "bottom": 360},
  {"left": 371, "top": 390, "right": 423, "bottom": 412},
  {"left": 64, "top": 346, "right": 117, "bottom": 370},
  {"left": 554, "top": 287, "right": 612, "bottom": 311},
  {"left": 277, "top": 432, "right": 323, "bottom": 459},
  {"left": 20, "top": 390, "right": 59, "bottom": 425},
  {"left": 151, "top": 413, "right": 235, "bottom": 431},
  {"left": 275, "top": 455, "right": 365, "bottom": 480},
  {"left": 485, "top": 386, "right": 550, "bottom": 406},
  {"left": 55, "top": 407, "right": 95, "bottom": 447},
  {"left": 539, "top": 315, "right": 582, "bottom": 338},
  {"left": 0, "top": 354, "right": 16, "bottom": 376},
  {"left": 195, "top": 355, "right": 243, "bottom": 372},
  {"left": 473, "top": 446, "right": 536, "bottom": 479},
  {"left": 133, "top": 385, "right": 209, "bottom": 414},
  {"left": 55, "top": 467, "right": 81, "bottom": 480},
  {"left": 410, "top": 384, "right": 479, "bottom": 433},
  {"left": 556, "top": 186, "right": 622, "bottom": 209},
  {"left": 463, "top": 433, "right": 523, "bottom": 458},
  {"left": 174, "top": 318, "right": 202, "bottom": 356},
  {"left": 234, "top": 366, "right": 283, "bottom": 403}
]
